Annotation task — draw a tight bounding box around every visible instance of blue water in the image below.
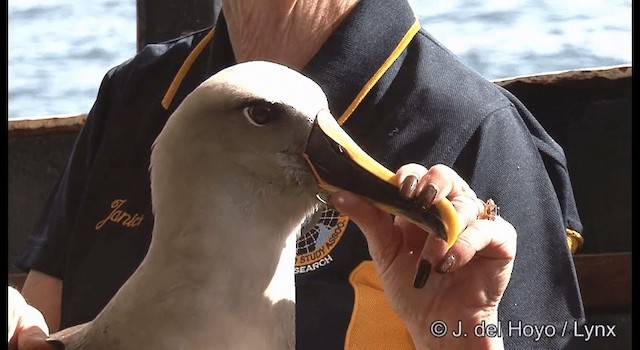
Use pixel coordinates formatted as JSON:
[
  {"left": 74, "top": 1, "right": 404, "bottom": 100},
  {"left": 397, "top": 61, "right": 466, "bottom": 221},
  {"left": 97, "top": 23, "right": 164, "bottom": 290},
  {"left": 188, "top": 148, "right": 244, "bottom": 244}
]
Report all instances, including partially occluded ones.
[{"left": 8, "top": 0, "right": 632, "bottom": 120}]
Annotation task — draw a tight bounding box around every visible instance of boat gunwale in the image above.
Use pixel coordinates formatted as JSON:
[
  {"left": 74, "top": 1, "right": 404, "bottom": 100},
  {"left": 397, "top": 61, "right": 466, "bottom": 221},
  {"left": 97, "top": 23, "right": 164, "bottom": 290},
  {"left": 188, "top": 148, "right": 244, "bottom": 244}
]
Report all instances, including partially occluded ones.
[{"left": 8, "top": 64, "right": 631, "bottom": 134}]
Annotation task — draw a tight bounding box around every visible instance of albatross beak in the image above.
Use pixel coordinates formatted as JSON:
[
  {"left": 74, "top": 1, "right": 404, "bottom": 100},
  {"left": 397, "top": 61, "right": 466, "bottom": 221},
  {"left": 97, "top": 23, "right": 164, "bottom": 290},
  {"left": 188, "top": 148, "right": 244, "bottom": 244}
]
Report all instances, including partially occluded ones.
[{"left": 303, "top": 110, "right": 460, "bottom": 248}]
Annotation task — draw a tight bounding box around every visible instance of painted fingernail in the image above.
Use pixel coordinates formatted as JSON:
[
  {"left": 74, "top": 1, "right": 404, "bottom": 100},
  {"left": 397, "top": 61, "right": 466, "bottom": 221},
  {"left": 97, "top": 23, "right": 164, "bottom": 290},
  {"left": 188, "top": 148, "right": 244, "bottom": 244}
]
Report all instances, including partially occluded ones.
[
  {"left": 418, "top": 183, "right": 439, "bottom": 210},
  {"left": 400, "top": 175, "right": 419, "bottom": 200},
  {"left": 435, "top": 253, "right": 456, "bottom": 274},
  {"left": 413, "top": 259, "right": 431, "bottom": 289}
]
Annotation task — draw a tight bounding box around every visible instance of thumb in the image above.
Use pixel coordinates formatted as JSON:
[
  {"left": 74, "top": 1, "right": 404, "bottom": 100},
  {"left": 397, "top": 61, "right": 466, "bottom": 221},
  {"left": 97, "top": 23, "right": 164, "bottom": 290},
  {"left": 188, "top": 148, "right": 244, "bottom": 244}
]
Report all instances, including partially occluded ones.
[
  {"left": 17, "top": 325, "right": 54, "bottom": 350},
  {"left": 329, "top": 190, "right": 398, "bottom": 262}
]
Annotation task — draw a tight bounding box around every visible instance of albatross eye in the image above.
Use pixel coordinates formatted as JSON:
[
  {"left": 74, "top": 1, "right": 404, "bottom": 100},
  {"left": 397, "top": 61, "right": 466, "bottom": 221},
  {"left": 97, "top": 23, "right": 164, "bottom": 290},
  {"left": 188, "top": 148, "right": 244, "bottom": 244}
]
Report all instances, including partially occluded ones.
[{"left": 243, "top": 104, "right": 278, "bottom": 127}]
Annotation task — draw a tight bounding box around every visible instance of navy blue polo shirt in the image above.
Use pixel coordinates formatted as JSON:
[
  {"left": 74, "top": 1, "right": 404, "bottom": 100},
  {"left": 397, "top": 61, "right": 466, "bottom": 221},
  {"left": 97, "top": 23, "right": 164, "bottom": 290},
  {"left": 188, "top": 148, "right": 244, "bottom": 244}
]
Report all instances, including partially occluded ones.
[{"left": 17, "top": 0, "right": 585, "bottom": 348}]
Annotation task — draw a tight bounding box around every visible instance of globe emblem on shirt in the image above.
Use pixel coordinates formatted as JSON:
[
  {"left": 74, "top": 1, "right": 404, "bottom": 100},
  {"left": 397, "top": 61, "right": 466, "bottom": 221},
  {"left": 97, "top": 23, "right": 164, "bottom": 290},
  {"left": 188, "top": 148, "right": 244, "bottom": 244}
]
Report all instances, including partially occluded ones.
[{"left": 295, "top": 205, "right": 349, "bottom": 274}]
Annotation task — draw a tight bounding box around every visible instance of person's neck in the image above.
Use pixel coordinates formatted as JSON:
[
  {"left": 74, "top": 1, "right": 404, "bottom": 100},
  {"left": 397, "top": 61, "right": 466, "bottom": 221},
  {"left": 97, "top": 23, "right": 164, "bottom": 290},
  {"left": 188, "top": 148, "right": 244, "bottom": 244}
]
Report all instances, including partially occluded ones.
[{"left": 221, "top": 0, "right": 359, "bottom": 71}]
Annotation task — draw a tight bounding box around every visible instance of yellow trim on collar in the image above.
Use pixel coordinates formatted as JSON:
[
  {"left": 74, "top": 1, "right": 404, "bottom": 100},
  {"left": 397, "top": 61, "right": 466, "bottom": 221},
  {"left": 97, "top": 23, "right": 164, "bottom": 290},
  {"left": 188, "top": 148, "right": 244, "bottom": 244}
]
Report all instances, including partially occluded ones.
[
  {"left": 161, "top": 28, "right": 216, "bottom": 110},
  {"left": 337, "top": 19, "right": 421, "bottom": 126}
]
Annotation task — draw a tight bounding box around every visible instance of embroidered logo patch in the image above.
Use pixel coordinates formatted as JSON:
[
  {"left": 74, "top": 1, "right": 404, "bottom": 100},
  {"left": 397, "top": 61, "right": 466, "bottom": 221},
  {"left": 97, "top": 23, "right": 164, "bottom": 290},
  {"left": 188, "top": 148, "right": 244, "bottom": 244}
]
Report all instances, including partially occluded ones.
[{"left": 295, "top": 205, "right": 349, "bottom": 274}]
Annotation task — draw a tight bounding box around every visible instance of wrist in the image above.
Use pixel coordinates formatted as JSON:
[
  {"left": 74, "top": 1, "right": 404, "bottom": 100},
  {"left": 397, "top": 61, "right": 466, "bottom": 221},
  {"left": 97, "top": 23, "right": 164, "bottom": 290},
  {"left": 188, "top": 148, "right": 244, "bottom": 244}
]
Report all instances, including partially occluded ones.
[{"left": 406, "top": 311, "right": 504, "bottom": 350}]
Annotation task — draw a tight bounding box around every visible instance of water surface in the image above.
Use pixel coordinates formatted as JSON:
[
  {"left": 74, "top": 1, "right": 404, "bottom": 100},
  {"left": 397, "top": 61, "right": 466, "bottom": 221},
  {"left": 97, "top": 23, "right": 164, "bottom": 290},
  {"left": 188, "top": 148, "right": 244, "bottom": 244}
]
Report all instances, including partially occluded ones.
[{"left": 8, "top": 0, "right": 631, "bottom": 119}]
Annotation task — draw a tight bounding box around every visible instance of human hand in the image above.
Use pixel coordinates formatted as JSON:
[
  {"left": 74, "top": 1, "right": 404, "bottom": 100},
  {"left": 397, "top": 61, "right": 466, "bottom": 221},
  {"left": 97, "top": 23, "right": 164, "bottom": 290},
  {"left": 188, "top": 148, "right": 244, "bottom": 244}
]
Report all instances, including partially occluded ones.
[
  {"left": 329, "top": 164, "right": 516, "bottom": 350},
  {"left": 8, "top": 286, "right": 54, "bottom": 350}
]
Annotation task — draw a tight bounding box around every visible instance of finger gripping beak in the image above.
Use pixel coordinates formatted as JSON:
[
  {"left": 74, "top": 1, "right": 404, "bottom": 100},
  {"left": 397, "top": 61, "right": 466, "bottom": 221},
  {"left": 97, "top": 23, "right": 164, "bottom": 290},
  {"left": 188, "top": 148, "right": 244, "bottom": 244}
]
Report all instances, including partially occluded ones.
[{"left": 303, "top": 110, "right": 460, "bottom": 248}]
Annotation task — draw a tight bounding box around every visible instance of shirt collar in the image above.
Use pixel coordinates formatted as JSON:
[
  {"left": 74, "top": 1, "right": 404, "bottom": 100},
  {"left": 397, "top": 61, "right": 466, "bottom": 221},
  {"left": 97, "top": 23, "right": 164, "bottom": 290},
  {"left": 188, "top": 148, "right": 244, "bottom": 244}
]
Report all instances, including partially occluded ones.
[
  {"left": 301, "top": 0, "right": 417, "bottom": 119},
  {"left": 207, "top": 14, "right": 236, "bottom": 72}
]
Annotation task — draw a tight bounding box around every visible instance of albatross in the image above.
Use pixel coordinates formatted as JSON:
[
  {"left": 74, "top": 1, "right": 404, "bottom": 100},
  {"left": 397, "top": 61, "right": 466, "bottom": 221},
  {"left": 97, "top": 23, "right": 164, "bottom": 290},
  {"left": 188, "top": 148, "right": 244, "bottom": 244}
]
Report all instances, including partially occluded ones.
[{"left": 46, "top": 61, "right": 459, "bottom": 349}]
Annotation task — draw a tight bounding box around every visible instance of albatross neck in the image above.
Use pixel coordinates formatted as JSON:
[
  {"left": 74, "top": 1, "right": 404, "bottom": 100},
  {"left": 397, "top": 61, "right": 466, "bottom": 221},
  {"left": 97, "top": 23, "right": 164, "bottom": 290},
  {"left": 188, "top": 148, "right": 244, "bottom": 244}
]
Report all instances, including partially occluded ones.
[{"left": 147, "top": 162, "right": 315, "bottom": 273}]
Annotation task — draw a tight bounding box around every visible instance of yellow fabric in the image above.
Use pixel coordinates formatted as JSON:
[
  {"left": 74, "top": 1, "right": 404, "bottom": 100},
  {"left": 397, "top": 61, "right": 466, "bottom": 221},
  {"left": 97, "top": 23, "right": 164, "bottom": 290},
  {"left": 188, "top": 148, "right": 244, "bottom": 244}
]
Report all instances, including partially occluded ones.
[
  {"left": 345, "top": 261, "right": 415, "bottom": 350},
  {"left": 161, "top": 28, "right": 216, "bottom": 110}
]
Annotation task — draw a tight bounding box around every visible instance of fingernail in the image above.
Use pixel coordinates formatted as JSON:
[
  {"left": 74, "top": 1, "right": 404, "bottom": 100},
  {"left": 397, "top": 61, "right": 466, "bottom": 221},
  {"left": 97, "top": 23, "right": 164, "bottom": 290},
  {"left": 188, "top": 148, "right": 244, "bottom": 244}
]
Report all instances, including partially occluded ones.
[
  {"left": 435, "top": 253, "right": 456, "bottom": 274},
  {"left": 418, "top": 183, "right": 439, "bottom": 210},
  {"left": 413, "top": 259, "right": 431, "bottom": 289},
  {"left": 400, "top": 175, "right": 419, "bottom": 200}
]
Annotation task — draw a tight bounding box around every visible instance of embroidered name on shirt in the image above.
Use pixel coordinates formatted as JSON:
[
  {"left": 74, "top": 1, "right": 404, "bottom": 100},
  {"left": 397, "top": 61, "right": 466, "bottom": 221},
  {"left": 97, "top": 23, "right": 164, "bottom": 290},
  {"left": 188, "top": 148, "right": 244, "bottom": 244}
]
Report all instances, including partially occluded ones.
[{"left": 95, "top": 199, "right": 144, "bottom": 230}]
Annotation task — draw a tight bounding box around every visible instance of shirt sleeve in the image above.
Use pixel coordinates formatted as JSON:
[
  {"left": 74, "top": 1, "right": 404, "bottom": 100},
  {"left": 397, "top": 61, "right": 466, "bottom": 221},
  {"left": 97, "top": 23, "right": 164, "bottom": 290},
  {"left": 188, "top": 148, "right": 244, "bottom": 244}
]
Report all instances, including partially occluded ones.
[
  {"left": 454, "top": 102, "right": 586, "bottom": 348},
  {"left": 14, "top": 68, "right": 117, "bottom": 279}
]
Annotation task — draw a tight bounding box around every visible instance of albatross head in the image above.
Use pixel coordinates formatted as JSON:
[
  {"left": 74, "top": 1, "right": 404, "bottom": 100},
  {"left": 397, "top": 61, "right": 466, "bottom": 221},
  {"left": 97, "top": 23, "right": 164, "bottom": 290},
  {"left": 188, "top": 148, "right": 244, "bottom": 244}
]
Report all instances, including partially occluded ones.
[{"left": 149, "top": 61, "right": 327, "bottom": 233}]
